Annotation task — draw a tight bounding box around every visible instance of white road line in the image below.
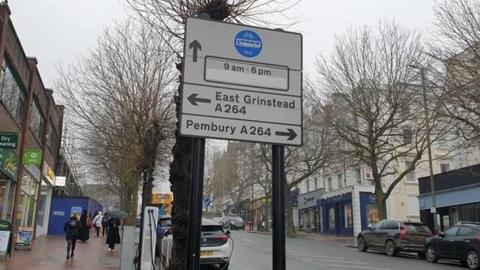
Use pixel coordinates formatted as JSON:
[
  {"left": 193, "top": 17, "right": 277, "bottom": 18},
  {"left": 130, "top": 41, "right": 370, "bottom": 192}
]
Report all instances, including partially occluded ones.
[
  {"left": 312, "top": 259, "right": 368, "bottom": 265},
  {"left": 328, "top": 264, "right": 393, "bottom": 270}
]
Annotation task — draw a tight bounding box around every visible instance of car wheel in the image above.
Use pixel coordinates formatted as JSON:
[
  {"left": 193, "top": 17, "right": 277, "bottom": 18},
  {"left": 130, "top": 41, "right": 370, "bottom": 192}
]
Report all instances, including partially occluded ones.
[
  {"left": 357, "top": 237, "right": 368, "bottom": 252},
  {"left": 385, "top": 240, "right": 397, "bottom": 256},
  {"left": 425, "top": 246, "right": 438, "bottom": 263},
  {"left": 466, "top": 250, "right": 479, "bottom": 270},
  {"left": 417, "top": 251, "right": 426, "bottom": 259}
]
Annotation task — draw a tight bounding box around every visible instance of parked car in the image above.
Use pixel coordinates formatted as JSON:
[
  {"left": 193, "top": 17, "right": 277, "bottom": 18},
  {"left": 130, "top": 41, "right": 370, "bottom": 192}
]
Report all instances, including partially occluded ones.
[
  {"left": 425, "top": 222, "right": 480, "bottom": 269},
  {"left": 357, "top": 219, "right": 432, "bottom": 257},
  {"left": 221, "top": 216, "right": 245, "bottom": 230},
  {"left": 161, "top": 219, "right": 232, "bottom": 269}
]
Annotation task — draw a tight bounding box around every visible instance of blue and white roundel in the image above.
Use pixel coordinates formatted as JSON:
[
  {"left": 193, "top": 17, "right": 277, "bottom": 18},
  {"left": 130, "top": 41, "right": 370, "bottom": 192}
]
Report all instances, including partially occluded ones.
[{"left": 234, "top": 30, "right": 262, "bottom": 58}]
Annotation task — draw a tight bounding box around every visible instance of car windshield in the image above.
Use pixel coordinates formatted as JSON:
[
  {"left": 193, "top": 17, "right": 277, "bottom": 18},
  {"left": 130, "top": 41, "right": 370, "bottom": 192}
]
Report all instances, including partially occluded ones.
[
  {"left": 404, "top": 223, "right": 432, "bottom": 234},
  {"left": 202, "top": 225, "right": 224, "bottom": 232}
]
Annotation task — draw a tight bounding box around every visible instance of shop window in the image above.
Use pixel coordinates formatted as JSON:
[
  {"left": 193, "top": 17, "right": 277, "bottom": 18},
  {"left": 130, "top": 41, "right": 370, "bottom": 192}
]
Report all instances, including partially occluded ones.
[
  {"left": 344, "top": 204, "right": 353, "bottom": 228},
  {"left": 461, "top": 204, "right": 475, "bottom": 222},
  {"left": 0, "top": 177, "right": 14, "bottom": 220},
  {"left": 366, "top": 204, "right": 379, "bottom": 225},
  {"left": 30, "top": 101, "right": 45, "bottom": 142},
  {"left": 0, "top": 60, "right": 26, "bottom": 122},
  {"left": 327, "top": 177, "right": 332, "bottom": 191},
  {"left": 328, "top": 208, "right": 335, "bottom": 230}
]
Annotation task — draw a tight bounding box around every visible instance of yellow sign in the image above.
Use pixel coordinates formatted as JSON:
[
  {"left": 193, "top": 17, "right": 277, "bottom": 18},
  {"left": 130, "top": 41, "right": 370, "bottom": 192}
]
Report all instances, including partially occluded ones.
[{"left": 43, "top": 163, "right": 55, "bottom": 184}]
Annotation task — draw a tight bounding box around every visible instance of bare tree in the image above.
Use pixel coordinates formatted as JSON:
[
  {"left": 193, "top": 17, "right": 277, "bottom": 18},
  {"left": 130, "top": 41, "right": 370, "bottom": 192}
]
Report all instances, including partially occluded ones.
[
  {"left": 431, "top": 0, "right": 480, "bottom": 142},
  {"left": 125, "top": 1, "right": 301, "bottom": 268},
  {"left": 56, "top": 20, "right": 175, "bottom": 223},
  {"left": 316, "top": 22, "right": 450, "bottom": 220}
]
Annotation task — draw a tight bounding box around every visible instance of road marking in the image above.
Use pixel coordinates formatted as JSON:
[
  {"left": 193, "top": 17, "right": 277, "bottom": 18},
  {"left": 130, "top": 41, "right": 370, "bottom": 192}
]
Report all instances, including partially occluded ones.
[{"left": 328, "top": 264, "right": 393, "bottom": 270}]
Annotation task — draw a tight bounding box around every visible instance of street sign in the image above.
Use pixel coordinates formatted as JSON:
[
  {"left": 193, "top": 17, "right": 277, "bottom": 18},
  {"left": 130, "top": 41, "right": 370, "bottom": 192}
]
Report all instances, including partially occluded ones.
[
  {"left": 180, "top": 18, "right": 302, "bottom": 145},
  {"left": 0, "top": 132, "right": 18, "bottom": 149}
]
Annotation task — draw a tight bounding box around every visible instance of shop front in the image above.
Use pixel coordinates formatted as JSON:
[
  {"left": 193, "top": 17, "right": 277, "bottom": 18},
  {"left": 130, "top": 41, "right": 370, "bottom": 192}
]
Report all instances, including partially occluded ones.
[
  {"left": 298, "top": 189, "right": 322, "bottom": 232},
  {"left": 36, "top": 162, "right": 55, "bottom": 237},
  {"left": 0, "top": 149, "right": 19, "bottom": 221}
]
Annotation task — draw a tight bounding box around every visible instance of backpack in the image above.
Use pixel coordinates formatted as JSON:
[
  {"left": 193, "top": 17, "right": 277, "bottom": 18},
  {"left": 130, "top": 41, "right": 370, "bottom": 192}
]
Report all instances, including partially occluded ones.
[
  {"left": 102, "top": 216, "right": 109, "bottom": 225},
  {"left": 69, "top": 219, "right": 78, "bottom": 227}
]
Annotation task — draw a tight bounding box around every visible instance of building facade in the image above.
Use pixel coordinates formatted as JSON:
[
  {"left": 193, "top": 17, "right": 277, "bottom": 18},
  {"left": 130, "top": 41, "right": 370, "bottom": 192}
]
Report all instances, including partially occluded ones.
[{"left": 0, "top": 3, "right": 65, "bottom": 246}]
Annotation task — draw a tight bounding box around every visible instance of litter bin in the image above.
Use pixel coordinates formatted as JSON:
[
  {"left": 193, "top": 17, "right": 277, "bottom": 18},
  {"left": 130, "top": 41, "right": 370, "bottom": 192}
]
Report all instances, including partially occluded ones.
[{"left": 0, "top": 220, "right": 12, "bottom": 258}]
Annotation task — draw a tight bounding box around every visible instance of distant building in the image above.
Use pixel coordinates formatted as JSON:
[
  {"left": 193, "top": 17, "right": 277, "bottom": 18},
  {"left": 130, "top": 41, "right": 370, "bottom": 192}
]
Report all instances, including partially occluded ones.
[{"left": 83, "top": 184, "right": 120, "bottom": 212}]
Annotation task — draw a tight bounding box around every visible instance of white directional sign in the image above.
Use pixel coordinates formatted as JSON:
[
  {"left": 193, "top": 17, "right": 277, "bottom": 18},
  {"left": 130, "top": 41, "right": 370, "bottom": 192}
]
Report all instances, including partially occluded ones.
[{"left": 180, "top": 17, "right": 303, "bottom": 145}]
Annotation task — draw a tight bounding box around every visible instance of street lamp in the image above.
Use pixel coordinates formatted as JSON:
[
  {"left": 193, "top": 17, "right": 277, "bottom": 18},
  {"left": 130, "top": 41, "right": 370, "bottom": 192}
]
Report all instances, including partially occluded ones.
[{"left": 409, "top": 64, "right": 438, "bottom": 233}]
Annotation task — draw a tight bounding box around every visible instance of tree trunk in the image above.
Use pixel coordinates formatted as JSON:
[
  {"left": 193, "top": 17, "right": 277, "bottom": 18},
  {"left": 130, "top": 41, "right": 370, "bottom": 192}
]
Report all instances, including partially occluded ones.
[
  {"left": 168, "top": 82, "right": 192, "bottom": 270},
  {"left": 286, "top": 186, "right": 296, "bottom": 237},
  {"left": 376, "top": 196, "right": 387, "bottom": 220}
]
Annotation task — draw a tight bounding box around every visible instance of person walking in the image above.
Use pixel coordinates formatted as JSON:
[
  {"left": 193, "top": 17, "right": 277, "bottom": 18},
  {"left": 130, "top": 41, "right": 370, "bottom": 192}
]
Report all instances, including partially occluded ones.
[
  {"left": 92, "top": 211, "right": 103, "bottom": 237},
  {"left": 79, "top": 209, "right": 91, "bottom": 242},
  {"left": 106, "top": 218, "right": 121, "bottom": 251},
  {"left": 101, "top": 212, "right": 109, "bottom": 236},
  {"left": 64, "top": 215, "right": 80, "bottom": 259}
]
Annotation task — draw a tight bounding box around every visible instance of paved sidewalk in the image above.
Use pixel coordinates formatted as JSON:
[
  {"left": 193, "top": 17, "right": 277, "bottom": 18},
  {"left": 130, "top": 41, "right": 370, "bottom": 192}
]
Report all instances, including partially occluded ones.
[{"left": 0, "top": 234, "right": 121, "bottom": 270}]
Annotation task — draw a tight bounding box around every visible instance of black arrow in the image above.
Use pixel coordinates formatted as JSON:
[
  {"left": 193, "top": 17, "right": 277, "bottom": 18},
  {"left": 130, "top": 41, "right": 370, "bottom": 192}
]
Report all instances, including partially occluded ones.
[
  {"left": 189, "top": 40, "right": 202, "bottom": 62},
  {"left": 275, "top": 129, "right": 297, "bottom": 141},
  {"left": 188, "top": 93, "right": 211, "bottom": 106}
]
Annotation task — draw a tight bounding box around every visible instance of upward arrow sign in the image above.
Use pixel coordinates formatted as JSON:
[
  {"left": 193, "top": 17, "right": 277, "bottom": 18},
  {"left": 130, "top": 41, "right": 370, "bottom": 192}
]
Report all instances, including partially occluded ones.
[{"left": 189, "top": 40, "right": 202, "bottom": 62}]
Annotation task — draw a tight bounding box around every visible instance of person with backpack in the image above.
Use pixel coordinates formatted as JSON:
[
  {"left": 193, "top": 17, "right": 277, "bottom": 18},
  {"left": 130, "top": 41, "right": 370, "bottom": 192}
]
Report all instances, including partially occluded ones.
[
  {"left": 64, "top": 215, "right": 80, "bottom": 259},
  {"left": 92, "top": 211, "right": 104, "bottom": 237},
  {"left": 101, "top": 213, "right": 109, "bottom": 236}
]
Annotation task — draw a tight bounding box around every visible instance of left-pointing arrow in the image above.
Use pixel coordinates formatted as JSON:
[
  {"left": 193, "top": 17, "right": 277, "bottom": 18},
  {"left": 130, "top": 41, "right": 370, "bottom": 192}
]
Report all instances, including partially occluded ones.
[
  {"left": 189, "top": 40, "right": 202, "bottom": 62},
  {"left": 188, "top": 93, "right": 211, "bottom": 106}
]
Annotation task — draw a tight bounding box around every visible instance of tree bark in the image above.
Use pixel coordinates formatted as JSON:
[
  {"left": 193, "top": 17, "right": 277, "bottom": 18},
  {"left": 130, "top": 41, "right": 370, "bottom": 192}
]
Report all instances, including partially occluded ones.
[
  {"left": 168, "top": 81, "right": 192, "bottom": 270},
  {"left": 376, "top": 195, "right": 387, "bottom": 220}
]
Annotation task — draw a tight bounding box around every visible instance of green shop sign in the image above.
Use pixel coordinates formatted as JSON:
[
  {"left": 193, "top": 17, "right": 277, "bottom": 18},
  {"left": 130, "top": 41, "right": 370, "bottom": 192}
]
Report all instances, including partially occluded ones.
[
  {"left": 0, "top": 149, "right": 19, "bottom": 180},
  {"left": 0, "top": 132, "right": 18, "bottom": 149},
  {"left": 24, "top": 149, "right": 42, "bottom": 166}
]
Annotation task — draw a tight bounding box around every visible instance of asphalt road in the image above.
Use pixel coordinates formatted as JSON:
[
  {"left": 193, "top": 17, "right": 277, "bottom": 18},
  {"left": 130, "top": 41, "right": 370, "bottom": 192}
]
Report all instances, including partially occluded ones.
[{"left": 201, "top": 230, "right": 465, "bottom": 270}]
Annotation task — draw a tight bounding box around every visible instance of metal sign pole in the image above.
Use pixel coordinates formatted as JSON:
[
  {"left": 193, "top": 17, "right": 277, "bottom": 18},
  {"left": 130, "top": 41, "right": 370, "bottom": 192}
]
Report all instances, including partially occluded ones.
[
  {"left": 272, "top": 144, "right": 286, "bottom": 270},
  {"left": 187, "top": 138, "right": 205, "bottom": 270}
]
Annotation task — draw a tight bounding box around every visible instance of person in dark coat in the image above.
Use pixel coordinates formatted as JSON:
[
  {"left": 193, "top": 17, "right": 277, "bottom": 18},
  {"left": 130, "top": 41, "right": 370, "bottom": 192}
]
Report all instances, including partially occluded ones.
[
  {"left": 101, "top": 212, "right": 109, "bottom": 236},
  {"left": 106, "top": 218, "right": 121, "bottom": 250},
  {"left": 64, "top": 216, "right": 80, "bottom": 259},
  {"left": 79, "top": 209, "right": 90, "bottom": 242}
]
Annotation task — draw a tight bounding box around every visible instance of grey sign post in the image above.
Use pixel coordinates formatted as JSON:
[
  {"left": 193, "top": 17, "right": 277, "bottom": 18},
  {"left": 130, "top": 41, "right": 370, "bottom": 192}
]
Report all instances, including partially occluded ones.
[{"left": 181, "top": 17, "right": 302, "bottom": 270}]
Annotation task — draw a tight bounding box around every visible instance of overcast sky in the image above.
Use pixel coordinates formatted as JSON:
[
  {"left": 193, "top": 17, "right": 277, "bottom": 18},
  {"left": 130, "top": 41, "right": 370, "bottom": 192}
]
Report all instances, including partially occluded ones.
[
  {"left": 8, "top": 0, "right": 439, "bottom": 180},
  {"left": 10, "top": 0, "right": 437, "bottom": 88}
]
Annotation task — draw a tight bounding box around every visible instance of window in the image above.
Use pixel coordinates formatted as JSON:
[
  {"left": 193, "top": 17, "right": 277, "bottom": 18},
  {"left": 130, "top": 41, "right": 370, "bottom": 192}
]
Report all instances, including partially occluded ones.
[
  {"left": 457, "top": 226, "right": 476, "bottom": 236},
  {"left": 30, "top": 101, "right": 45, "bottom": 142},
  {"left": 47, "top": 122, "right": 58, "bottom": 153},
  {"left": 344, "top": 204, "right": 353, "bottom": 228},
  {"left": 314, "top": 177, "right": 318, "bottom": 190},
  {"left": 337, "top": 173, "right": 343, "bottom": 188},
  {"left": 440, "top": 163, "right": 450, "bottom": 173},
  {"left": 306, "top": 179, "right": 310, "bottom": 192},
  {"left": 0, "top": 60, "right": 26, "bottom": 122},
  {"left": 327, "top": 177, "right": 332, "bottom": 191},
  {"left": 356, "top": 168, "right": 362, "bottom": 184},
  {"left": 328, "top": 208, "right": 335, "bottom": 230},
  {"left": 444, "top": 226, "right": 459, "bottom": 236},
  {"left": 403, "top": 128, "right": 413, "bottom": 144},
  {"left": 381, "top": 220, "right": 399, "bottom": 230},
  {"left": 405, "top": 161, "right": 416, "bottom": 183},
  {"left": 461, "top": 204, "right": 475, "bottom": 222}
]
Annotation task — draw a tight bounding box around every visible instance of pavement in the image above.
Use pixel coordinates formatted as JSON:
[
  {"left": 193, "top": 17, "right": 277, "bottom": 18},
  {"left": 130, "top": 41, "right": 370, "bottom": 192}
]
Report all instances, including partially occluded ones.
[
  {"left": 221, "top": 230, "right": 465, "bottom": 270},
  {"left": 0, "top": 233, "right": 120, "bottom": 270}
]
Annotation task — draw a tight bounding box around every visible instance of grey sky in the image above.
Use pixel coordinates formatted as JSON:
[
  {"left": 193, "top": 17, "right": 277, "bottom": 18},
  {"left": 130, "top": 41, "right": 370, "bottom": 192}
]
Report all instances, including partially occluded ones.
[{"left": 10, "top": 0, "right": 437, "bottom": 88}]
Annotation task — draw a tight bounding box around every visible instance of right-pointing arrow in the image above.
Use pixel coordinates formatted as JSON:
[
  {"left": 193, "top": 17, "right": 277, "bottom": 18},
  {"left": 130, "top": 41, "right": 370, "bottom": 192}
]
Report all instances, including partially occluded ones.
[
  {"left": 188, "top": 93, "right": 211, "bottom": 106},
  {"left": 275, "top": 128, "right": 297, "bottom": 141}
]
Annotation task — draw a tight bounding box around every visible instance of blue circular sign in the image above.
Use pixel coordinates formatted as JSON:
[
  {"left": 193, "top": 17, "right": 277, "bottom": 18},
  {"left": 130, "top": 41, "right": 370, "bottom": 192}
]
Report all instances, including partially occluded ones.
[{"left": 234, "top": 30, "right": 262, "bottom": 58}]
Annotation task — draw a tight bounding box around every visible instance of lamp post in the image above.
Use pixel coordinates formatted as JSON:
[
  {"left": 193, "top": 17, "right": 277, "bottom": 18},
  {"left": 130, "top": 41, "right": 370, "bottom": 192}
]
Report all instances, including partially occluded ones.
[{"left": 410, "top": 64, "right": 438, "bottom": 233}]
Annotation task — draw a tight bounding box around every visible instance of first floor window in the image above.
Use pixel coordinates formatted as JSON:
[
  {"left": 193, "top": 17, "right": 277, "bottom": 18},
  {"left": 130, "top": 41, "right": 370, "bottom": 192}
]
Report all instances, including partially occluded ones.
[
  {"left": 344, "top": 204, "right": 353, "bottom": 228},
  {"left": 328, "top": 207, "right": 335, "bottom": 230}
]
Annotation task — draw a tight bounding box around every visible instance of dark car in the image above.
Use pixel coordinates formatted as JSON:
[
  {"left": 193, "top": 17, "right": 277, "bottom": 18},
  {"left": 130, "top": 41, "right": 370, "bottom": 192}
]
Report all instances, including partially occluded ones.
[
  {"left": 357, "top": 219, "right": 432, "bottom": 257},
  {"left": 425, "top": 222, "right": 480, "bottom": 269}
]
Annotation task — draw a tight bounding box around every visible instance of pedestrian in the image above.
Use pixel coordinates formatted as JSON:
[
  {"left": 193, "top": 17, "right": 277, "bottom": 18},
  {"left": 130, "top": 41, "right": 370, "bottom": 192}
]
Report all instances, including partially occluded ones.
[
  {"left": 106, "top": 218, "right": 121, "bottom": 251},
  {"left": 79, "top": 209, "right": 91, "bottom": 242},
  {"left": 92, "top": 211, "right": 103, "bottom": 237},
  {"left": 102, "top": 212, "right": 109, "bottom": 236},
  {"left": 64, "top": 215, "right": 80, "bottom": 259}
]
